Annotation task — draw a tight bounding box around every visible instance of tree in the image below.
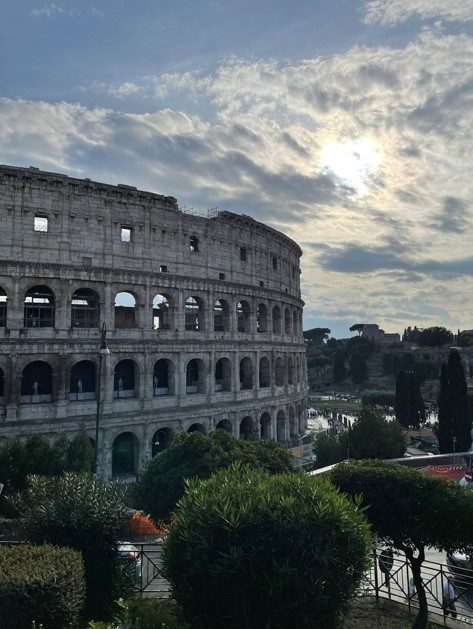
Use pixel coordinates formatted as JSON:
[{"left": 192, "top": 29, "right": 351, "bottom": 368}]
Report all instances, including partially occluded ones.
[
  {"left": 331, "top": 460, "right": 473, "bottom": 629},
  {"left": 395, "top": 370, "right": 425, "bottom": 429},
  {"left": 163, "top": 465, "right": 371, "bottom": 629},
  {"left": 307, "top": 354, "right": 332, "bottom": 386},
  {"left": 303, "top": 327, "right": 331, "bottom": 345},
  {"left": 346, "top": 335, "right": 375, "bottom": 359},
  {"left": 66, "top": 430, "right": 94, "bottom": 473},
  {"left": 349, "top": 352, "right": 368, "bottom": 384},
  {"left": 332, "top": 350, "right": 346, "bottom": 383},
  {"left": 350, "top": 323, "right": 365, "bottom": 336},
  {"left": 313, "top": 433, "right": 344, "bottom": 467},
  {"left": 417, "top": 326, "right": 453, "bottom": 347},
  {"left": 438, "top": 349, "right": 471, "bottom": 453},
  {"left": 133, "top": 430, "right": 295, "bottom": 521}
]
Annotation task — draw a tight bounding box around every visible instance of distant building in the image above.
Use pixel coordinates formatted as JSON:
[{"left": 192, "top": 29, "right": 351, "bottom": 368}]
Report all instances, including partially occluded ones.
[{"left": 361, "top": 324, "right": 400, "bottom": 345}]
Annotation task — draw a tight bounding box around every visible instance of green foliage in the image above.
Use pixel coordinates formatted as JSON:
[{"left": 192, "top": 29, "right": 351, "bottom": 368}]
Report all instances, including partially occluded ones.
[
  {"left": 346, "top": 335, "right": 375, "bottom": 359},
  {"left": 438, "top": 349, "right": 471, "bottom": 452},
  {"left": 333, "top": 350, "right": 346, "bottom": 383},
  {"left": 349, "top": 352, "right": 368, "bottom": 384},
  {"left": 303, "top": 327, "right": 331, "bottom": 345},
  {"left": 164, "top": 465, "right": 372, "bottom": 629},
  {"left": 331, "top": 460, "right": 473, "bottom": 629},
  {"left": 0, "top": 543, "right": 85, "bottom": 629},
  {"left": 417, "top": 326, "right": 453, "bottom": 347},
  {"left": 361, "top": 390, "right": 395, "bottom": 407},
  {"left": 313, "top": 432, "right": 345, "bottom": 467},
  {"left": 11, "top": 473, "right": 128, "bottom": 620},
  {"left": 133, "top": 430, "right": 295, "bottom": 521},
  {"left": 395, "top": 370, "right": 425, "bottom": 429},
  {"left": 382, "top": 351, "right": 438, "bottom": 384},
  {"left": 88, "top": 598, "right": 189, "bottom": 629}
]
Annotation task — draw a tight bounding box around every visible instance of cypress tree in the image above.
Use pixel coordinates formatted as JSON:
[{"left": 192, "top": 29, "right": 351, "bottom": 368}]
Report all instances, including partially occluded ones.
[
  {"left": 438, "top": 350, "right": 471, "bottom": 453},
  {"left": 333, "top": 351, "right": 346, "bottom": 383},
  {"left": 408, "top": 371, "right": 425, "bottom": 429},
  {"left": 437, "top": 362, "right": 452, "bottom": 453},
  {"left": 395, "top": 370, "right": 410, "bottom": 428}
]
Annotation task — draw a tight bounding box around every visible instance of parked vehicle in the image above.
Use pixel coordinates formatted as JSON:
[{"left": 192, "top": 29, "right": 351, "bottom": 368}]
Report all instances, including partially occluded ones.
[
  {"left": 118, "top": 543, "right": 142, "bottom": 582},
  {"left": 447, "top": 551, "right": 473, "bottom": 588}
]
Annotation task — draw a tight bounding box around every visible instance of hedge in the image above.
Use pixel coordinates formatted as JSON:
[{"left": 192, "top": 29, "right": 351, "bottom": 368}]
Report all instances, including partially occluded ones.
[{"left": 0, "top": 544, "right": 85, "bottom": 629}]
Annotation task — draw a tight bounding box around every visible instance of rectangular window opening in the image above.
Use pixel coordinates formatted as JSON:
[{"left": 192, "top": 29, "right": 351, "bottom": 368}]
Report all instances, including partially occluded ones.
[
  {"left": 240, "top": 247, "right": 247, "bottom": 262},
  {"left": 160, "top": 265, "right": 168, "bottom": 273},
  {"left": 189, "top": 236, "right": 199, "bottom": 252},
  {"left": 219, "top": 272, "right": 226, "bottom": 280},
  {"left": 121, "top": 227, "right": 132, "bottom": 242},
  {"left": 272, "top": 256, "right": 278, "bottom": 270},
  {"left": 34, "top": 215, "right": 48, "bottom": 232}
]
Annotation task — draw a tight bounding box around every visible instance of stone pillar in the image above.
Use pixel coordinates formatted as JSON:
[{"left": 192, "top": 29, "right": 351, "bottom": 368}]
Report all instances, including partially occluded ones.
[
  {"left": 103, "top": 283, "right": 113, "bottom": 330},
  {"left": 6, "top": 279, "right": 22, "bottom": 332},
  {"left": 229, "top": 298, "right": 237, "bottom": 338},
  {"left": 208, "top": 350, "right": 215, "bottom": 401},
  {"left": 55, "top": 286, "right": 69, "bottom": 332},
  {"left": 176, "top": 291, "right": 184, "bottom": 338},
  {"left": 233, "top": 350, "right": 240, "bottom": 398},
  {"left": 54, "top": 355, "right": 68, "bottom": 418},
  {"left": 270, "top": 411, "right": 277, "bottom": 441}
]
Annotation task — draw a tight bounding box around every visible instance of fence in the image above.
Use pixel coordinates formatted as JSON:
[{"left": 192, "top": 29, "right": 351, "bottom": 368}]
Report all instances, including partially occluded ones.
[{"left": 365, "top": 548, "right": 473, "bottom": 625}]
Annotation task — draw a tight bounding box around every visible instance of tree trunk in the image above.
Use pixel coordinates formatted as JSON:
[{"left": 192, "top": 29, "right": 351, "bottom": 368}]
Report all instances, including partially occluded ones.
[{"left": 403, "top": 545, "right": 428, "bottom": 629}]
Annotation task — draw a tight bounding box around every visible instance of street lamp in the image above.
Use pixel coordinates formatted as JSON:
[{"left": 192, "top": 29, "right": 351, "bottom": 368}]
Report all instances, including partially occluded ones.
[{"left": 94, "top": 322, "right": 110, "bottom": 475}]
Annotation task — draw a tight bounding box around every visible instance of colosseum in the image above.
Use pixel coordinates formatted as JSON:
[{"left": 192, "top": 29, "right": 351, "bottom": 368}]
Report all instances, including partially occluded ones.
[{"left": 0, "top": 164, "right": 308, "bottom": 479}]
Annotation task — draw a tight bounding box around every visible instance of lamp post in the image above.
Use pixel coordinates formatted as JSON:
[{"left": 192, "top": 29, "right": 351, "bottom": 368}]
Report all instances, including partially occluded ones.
[{"left": 95, "top": 322, "right": 110, "bottom": 476}]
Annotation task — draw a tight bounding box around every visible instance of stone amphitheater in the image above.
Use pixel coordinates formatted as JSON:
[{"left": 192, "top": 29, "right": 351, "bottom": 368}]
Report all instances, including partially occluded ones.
[{"left": 0, "top": 165, "right": 308, "bottom": 479}]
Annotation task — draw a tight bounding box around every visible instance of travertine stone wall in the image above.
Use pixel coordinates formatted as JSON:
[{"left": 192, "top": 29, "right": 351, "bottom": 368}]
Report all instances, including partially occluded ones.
[{"left": 0, "top": 165, "right": 308, "bottom": 479}]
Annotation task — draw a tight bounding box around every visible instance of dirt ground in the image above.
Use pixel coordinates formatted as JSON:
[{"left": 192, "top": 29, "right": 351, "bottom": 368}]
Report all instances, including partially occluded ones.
[{"left": 343, "top": 597, "right": 441, "bottom": 629}]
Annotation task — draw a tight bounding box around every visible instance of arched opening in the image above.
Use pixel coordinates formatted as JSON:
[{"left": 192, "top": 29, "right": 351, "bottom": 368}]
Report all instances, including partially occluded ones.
[
  {"left": 215, "top": 419, "right": 232, "bottom": 433},
  {"left": 112, "top": 432, "right": 139, "bottom": 477},
  {"left": 215, "top": 357, "right": 232, "bottom": 392},
  {"left": 276, "top": 410, "right": 286, "bottom": 442},
  {"left": 69, "top": 360, "right": 96, "bottom": 401},
  {"left": 284, "top": 308, "right": 291, "bottom": 335},
  {"left": 113, "top": 359, "right": 136, "bottom": 398},
  {"left": 259, "top": 357, "right": 270, "bottom": 388},
  {"left": 240, "top": 416, "right": 254, "bottom": 439},
  {"left": 260, "top": 412, "right": 271, "bottom": 439},
  {"left": 186, "top": 358, "right": 206, "bottom": 394},
  {"left": 288, "top": 357, "right": 294, "bottom": 385},
  {"left": 24, "top": 285, "right": 55, "bottom": 328},
  {"left": 115, "top": 292, "right": 137, "bottom": 329},
  {"left": 257, "top": 304, "right": 268, "bottom": 333},
  {"left": 0, "top": 367, "right": 4, "bottom": 401},
  {"left": 236, "top": 301, "right": 251, "bottom": 333},
  {"left": 272, "top": 306, "right": 281, "bottom": 334},
  {"left": 289, "top": 407, "right": 297, "bottom": 438},
  {"left": 153, "top": 294, "right": 171, "bottom": 330},
  {"left": 298, "top": 404, "right": 305, "bottom": 434},
  {"left": 293, "top": 311, "right": 298, "bottom": 336},
  {"left": 71, "top": 288, "right": 99, "bottom": 328},
  {"left": 275, "top": 357, "right": 284, "bottom": 387},
  {"left": 188, "top": 423, "right": 206, "bottom": 433},
  {"left": 296, "top": 356, "right": 301, "bottom": 383},
  {"left": 21, "top": 361, "right": 53, "bottom": 403},
  {"left": 239, "top": 357, "right": 253, "bottom": 390},
  {"left": 0, "top": 287, "right": 7, "bottom": 327},
  {"left": 214, "top": 299, "right": 230, "bottom": 332},
  {"left": 153, "top": 359, "right": 173, "bottom": 396},
  {"left": 152, "top": 428, "right": 173, "bottom": 456},
  {"left": 185, "top": 296, "right": 204, "bottom": 331}
]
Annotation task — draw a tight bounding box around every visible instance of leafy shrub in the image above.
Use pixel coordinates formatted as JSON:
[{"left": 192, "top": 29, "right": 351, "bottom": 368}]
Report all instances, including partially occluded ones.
[
  {"left": 133, "top": 429, "right": 295, "bottom": 520},
  {"left": 10, "top": 473, "right": 128, "bottom": 620},
  {"left": 163, "top": 464, "right": 371, "bottom": 629},
  {"left": 88, "top": 598, "right": 189, "bottom": 629},
  {"left": 0, "top": 543, "right": 85, "bottom": 629}
]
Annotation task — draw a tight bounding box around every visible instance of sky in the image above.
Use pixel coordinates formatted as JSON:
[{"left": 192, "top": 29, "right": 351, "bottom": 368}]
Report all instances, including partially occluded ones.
[{"left": 1, "top": 1, "right": 473, "bottom": 338}]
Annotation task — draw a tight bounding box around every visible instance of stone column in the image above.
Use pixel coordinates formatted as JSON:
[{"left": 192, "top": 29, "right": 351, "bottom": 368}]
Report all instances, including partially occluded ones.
[
  {"left": 233, "top": 350, "right": 240, "bottom": 399},
  {"left": 103, "top": 283, "right": 113, "bottom": 330}
]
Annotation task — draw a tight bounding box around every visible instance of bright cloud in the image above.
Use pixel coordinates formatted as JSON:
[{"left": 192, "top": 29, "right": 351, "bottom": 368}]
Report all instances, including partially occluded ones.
[{"left": 363, "top": 0, "right": 473, "bottom": 25}]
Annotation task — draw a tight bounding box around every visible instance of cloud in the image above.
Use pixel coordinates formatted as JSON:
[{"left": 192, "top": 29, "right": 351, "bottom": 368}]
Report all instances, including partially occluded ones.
[
  {"left": 430, "top": 196, "right": 470, "bottom": 234},
  {"left": 362, "top": 0, "right": 473, "bottom": 25},
  {"left": 30, "top": 3, "right": 103, "bottom": 19}
]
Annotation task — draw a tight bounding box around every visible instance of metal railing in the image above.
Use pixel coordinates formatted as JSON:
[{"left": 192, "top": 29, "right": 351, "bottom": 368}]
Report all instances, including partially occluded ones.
[
  {"left": 132, "top": 541, "right": 171, "bottom": 598},
  {"left": 365, "top": 548, "right": 473, "bottom": 624}
]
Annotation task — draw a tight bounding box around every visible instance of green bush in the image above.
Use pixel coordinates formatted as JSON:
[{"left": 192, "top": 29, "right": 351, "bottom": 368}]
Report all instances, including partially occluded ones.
[
  {"left": 163, "top": 464, "right": 371, "bottom": 629},
  {"left": 10, "top": 473, "right": 128, "bottom": 620},
  {"left": 133, "top": 429, "right": 295, "bottom": 520},
  {"left": 0, "top": 543, "right": 85, "bottom": 629},
  {"left": 88, "top": 598, "right": 189, "bottom": 629}
]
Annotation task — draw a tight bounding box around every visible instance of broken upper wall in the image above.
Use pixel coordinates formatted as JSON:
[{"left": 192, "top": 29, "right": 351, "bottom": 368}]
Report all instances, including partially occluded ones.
[{"left": 0, "top": 165, "right": 302, "bottom": 298}]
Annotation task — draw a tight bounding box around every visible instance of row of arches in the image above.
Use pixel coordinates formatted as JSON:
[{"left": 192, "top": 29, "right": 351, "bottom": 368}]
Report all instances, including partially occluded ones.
[
  {"left": 0, "top": 285, "right": 302, "bottom": 336},
  {"left": 111, "top": 408, "right": 302, "bottom": 476},
  {"left": 0, "top": 355, "right": 305, "bottom": 404}
]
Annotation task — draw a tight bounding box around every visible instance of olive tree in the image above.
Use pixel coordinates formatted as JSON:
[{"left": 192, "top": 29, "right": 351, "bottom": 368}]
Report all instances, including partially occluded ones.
[{"left": 331, "top": 460, "right": 473, "bottom": 629}]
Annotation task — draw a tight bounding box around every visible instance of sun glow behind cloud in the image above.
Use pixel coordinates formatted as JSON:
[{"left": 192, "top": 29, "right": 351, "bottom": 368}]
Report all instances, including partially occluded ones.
[{"left": 320, "top": 139, "right": 380, "bottom": 195}]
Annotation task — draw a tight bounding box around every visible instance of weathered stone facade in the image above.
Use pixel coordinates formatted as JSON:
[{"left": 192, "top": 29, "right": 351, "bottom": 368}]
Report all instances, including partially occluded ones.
[{"left": 0, "top": 165, "right": 308, "bottom": 478}]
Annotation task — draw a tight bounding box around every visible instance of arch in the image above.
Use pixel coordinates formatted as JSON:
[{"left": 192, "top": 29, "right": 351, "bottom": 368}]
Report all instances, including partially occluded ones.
[
  {"left": 152, "top": 427, "right": 173, "bottom": 456},
  {"left": 115, "top": 291, "right": 136, "bottom": 329},
  {"left": 24, "top": 285, "right": 55, "bottom": 328},
  {"left": 284, "top": 308, "right": 291, "bottom": 335},
  {"left": 0, "top": 366, "right": 4, "bottom": 399},
  {"left": 257, "top": 303, "right": 268, "bottom": 333},
  {"left": 113, "top": 359, "right": 136, "bottom": 398},
  {"left": 71, "top": 288, "right": 99, "bottom": 328},
  {"left": 153, "top": 293, "right": 172, "bottom": 330},
  {"left": 259, "top": 356, "right": 270, "bottom": 388},
  {"left": 112, "top": 432, "right": 139, "bottom": 477},
  {"left": 236, "top": 300, "right": 251, "bottom": 333},
  {"left": 0, "top": 286, "right": 7, "bottom": 328},
  {"left": 239, "top": 357, "right": 254, "bottom": 390},
  {"left": 21, "top": 361, "right": 53, "bottom": 403},
  {"left": 289, "top": 407, "right": 297, "bottom": 438},
  {"left": 260, "top": 412, "right": 271, "bottom": 439},
  {"left": 188, "top": 422, "right": 206, "bottom": 433},
  {"left": 185, "top": 296, "right": 204, "bottom": 331},
  {"left": 293, "top": 310, "right": 298, "bottom": 336},
  {"left": 272, "top": 306, "right": 281, "bottom": 334},
  {"left": 215, "top": 419, "right": 232, "bottom": 433},
  {"left": 186, "top": 358, "right": 206, "bottom": 394},
  {"left": 275, "top": 357, "right": 284, "bottom": 387},
  {"left": 153, "top": 359, "right": 174, "bottom": 396},
  {"left": 69, "top": 360, "right": 96, "bottom": 401},
  {"left": 296, "top": 356, "right": 301, "bottom": 384},
  {"left": 276, "top": 410, "right": 286, "bottom": 442},
  {"left": 288, "top": 357, "right": 295, "bottom": 385},
  {"left": 240, "top": 416, "right": 254, "bottom": 439},
  {"left": 215, "top": 357, "right": 232, "bottom": 392},
  {"left": 214, "top": 299, "right": 230, "bottom": 332}
]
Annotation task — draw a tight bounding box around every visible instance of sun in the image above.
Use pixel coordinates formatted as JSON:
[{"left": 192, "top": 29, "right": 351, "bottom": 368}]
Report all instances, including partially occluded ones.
[{"left": 320, "top": 139, "right": 380, "bottom": 195}]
